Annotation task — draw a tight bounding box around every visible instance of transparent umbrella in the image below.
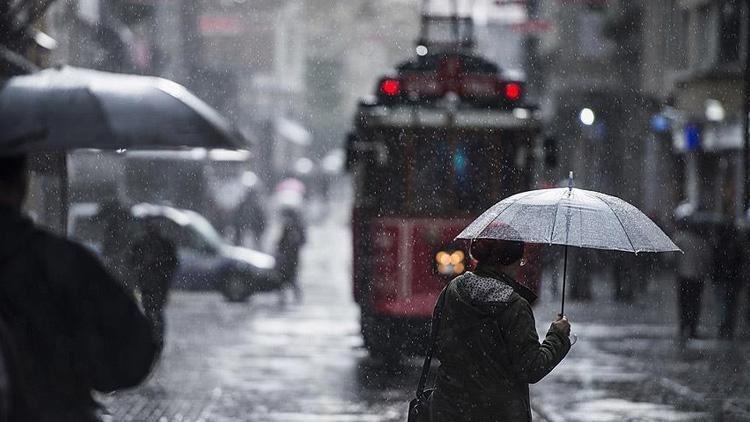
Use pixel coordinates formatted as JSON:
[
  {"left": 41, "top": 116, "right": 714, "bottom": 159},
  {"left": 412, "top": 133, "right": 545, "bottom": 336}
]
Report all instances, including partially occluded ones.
[{"left": 456, "top": 173, "right": 681, "bottom": 315}]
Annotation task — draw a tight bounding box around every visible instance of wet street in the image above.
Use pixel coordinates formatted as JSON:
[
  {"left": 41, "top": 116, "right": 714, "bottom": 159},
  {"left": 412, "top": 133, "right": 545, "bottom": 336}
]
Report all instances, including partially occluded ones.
[
  {"left": 105, "top": 204, "right": 420, "bottom": 421},
  {"left": 104, "top": 201, "right": 750, "bottom": 422}
]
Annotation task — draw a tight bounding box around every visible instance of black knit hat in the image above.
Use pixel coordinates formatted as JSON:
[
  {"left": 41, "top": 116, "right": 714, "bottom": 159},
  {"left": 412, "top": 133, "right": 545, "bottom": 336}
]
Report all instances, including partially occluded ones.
[
  {"left": 469, "top": 238, "right": 525, "bottom": 266},
  {"left": 0, "top": 154, "right": 27, "bottom": 188}
]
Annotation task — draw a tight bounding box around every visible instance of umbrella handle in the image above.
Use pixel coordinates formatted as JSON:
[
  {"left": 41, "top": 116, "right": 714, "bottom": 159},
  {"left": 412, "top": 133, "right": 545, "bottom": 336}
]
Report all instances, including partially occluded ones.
[{"left": 560, "top": 245, "right": 577, "bottom": 346}]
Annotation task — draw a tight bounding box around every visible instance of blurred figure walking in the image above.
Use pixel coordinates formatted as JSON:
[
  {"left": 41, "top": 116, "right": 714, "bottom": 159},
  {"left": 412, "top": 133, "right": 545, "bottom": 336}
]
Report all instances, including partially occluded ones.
[
  {"left": 234, "top": 189, "right": 266, "bottom": 248},
  {"left": 713, "top": 222, "right": 745, "bottom": 339},
  {"left": 99, "top": 200, "right": 136, "bottom": 288},
  {"left": 276, "top": 207, "right": 306, "bottom": 304},
  {"left": 0, "top": 154, "right": 157, "bottom": 421},
  {"left": 611, "top": 252, "right": 636, "bottom": 303},
  {"left": 672, "top": 220, "right": 712, "bottom": 340},
  {"left": 130, "top": 219, "right": 178, "bottom": 351}
]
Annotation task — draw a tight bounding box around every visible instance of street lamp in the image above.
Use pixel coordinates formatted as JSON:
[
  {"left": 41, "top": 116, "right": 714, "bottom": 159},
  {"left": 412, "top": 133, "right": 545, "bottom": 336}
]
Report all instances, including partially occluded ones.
[
  {"left": 579, "top": 108, "right": 595, "bottom": 126},
  {"left": 705, "top": 99, "right": 726, "bottom": 122}
]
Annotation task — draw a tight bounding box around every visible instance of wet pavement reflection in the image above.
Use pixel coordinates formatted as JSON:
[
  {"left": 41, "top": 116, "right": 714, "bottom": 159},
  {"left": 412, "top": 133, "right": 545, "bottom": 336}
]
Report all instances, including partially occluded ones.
[
  {"left": 104, "top": 213, "right": 421, "bottom": 421},
  {"left": 104, "top": 207, "right": 750, "bottom": 421}
]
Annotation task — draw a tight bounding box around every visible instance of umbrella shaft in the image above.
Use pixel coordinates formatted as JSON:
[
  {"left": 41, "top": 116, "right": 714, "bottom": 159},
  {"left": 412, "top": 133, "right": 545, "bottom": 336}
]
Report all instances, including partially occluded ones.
[{"left": 561, "top": 245, "right": 568, "bottom": 315}]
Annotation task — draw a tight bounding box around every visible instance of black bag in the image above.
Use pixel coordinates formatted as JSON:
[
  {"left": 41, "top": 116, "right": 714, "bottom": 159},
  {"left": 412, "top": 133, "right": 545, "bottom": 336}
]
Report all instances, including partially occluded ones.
[{"left": 407, "top": 288, "right": 447, "bottom": 422}]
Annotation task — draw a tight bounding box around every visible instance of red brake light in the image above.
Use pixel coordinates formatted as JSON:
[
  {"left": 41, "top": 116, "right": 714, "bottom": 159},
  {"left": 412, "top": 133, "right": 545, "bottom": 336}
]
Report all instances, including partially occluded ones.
[
  {"left": 504, "top": 82, "right": 522, "bottom": 101},
  {"left": 380, "top": 79, "right": 401, "bottom": 96}
]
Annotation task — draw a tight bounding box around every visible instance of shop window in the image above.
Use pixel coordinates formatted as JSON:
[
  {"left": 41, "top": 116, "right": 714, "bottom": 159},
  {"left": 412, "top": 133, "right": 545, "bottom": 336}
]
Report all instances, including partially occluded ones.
[
  {"left": 667, "top": 5, "right": 689, "bottom": 70},
  {"left": 684, "top": 0, "right": 746, "bottom": 73},
  {"left": 688, "top": 5, "right": 714, "bottom": 70},
  {"left": 577, "top": 12, "right": 614, "bottom": 59},
  {"left": 717, "top": 0, "right": 743, "bottom": 65}
]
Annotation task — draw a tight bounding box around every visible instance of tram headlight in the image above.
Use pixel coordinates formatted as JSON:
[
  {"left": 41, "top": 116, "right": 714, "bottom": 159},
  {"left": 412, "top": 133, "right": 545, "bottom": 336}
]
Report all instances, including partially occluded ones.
[
  {"left": 435, "top": 250, "right": 466, "bottom": 276},
  {"left": 436, "top": 251, "right": 451, "bottom": 266}
]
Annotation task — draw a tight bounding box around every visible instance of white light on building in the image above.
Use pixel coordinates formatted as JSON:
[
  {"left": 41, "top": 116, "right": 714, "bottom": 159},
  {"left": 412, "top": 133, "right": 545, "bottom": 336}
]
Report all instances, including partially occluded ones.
[
  {"left": 705, "top": 99, "right": 725, "bottom": 122},
  {"left": 579, "top": 108, "right": 595, "bottom": 126}
]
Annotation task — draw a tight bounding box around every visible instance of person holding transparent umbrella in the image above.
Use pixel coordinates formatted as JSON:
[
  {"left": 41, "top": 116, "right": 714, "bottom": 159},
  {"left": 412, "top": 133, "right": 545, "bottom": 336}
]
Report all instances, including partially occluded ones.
[
  {"left": 429, "top": 232, "right": 572, "bottom": 421},
  {"left": 412, "top": 173, "right": 680, "bottom": 422}
]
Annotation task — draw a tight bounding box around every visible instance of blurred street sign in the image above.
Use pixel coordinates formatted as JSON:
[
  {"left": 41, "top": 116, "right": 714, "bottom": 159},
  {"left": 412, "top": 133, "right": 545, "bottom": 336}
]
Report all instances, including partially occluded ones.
[
  {"left": 650, "top": 114, "right": 669, "bottom": 133},
  {"left": 494, "top": 0, "right": 527, "bottom": 5},
  {"left": 509, "top": 19, "right": 553, "bottom": 34},
  {"left": 198, "top": 15, "right": 245, "bottom": 36},
  {"left": 684, "top": 123, "right": 701, "bottom": 152},
  {"left": 558, "top": 0, "right": 608, "bottom": 5},
  {"left": 703, "top": 121, "right": 743, "bottom": 151}
]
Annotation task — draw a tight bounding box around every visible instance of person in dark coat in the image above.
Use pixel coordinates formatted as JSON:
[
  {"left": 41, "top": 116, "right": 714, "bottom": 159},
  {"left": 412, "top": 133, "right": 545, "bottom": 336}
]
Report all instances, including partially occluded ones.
[
  {"left": 432, "top": 238, "right": 571, "bottom": 422},
  {"left": 0, "top": 154, "right": 157, "bottom": 421},
  {"left": 276, "top": 207, "right": 306, "bottom": 303},
  {"left": 671, "top": 220, "right": 712, "bottom": 340},
  {"left": 0, "top": 315, "right": 32, "bottom": 421},
  {"left": 98, "top": 200, "right": 135, "bottom": 288},
  {"left": 712, "top": 222, "right": 745, "bottom": 339},
  {"left": 129, "top": 218, "right": 178, "bottom": 352},
  {"left": 234, "top": 189, "right": 266, "bottom": 247}
]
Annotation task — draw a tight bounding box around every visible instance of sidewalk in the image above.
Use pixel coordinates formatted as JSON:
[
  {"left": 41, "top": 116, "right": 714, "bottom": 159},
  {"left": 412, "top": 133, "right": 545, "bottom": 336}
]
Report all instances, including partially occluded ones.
[{"left": 529, "top": 270, "right": 750, "bottom": 421}]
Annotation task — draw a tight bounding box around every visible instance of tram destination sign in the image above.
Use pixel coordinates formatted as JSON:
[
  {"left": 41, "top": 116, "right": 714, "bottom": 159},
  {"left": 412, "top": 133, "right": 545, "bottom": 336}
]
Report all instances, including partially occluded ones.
[{"left": 359, "top": 106, "right": 541, "bottom": 129}]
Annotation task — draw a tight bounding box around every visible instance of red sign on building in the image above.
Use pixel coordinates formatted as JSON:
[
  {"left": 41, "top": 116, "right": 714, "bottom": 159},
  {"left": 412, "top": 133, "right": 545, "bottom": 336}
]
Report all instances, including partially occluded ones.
[{"left": 198, "top": 15, "right": 245, "bottom": 36}]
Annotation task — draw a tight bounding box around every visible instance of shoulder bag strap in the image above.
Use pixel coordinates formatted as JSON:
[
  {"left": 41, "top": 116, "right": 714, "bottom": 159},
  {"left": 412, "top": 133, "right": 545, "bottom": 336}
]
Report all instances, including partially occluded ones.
[{"left": 415, "top": 286, "right": 448, "bottom": 397}]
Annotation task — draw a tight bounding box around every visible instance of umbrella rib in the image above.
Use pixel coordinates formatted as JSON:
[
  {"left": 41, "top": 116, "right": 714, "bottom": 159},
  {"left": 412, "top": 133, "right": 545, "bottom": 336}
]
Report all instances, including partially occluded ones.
[
  {"left": 587, "top": 192, "right": 636, "bottom": 253},
  {"left": 548, "top": 188, "right": 569, "bottom": 244},
  {"left": 82, "top": 85, "right": 119, "bottom": 147},
  {"left": 156, "top": 80, "right": 242, "bottom": 148},
  {"left": 473, "top": 191, "right": 533, "bottom": 239},
  {"left": 474, "top": 201, "right": 516, "bottom": 239}
]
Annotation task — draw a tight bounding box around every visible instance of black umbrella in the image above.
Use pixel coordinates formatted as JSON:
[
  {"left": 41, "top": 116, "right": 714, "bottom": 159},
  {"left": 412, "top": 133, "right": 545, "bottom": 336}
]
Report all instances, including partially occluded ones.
[{"left": 0, "top": 66, "right": 246, "bottom": 153}]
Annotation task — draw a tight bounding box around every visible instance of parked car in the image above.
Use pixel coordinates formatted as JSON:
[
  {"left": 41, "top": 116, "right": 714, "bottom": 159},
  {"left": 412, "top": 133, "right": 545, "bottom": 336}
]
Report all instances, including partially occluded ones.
[{"left": 69, "top": 202, "right": 279, "bottom": 302}]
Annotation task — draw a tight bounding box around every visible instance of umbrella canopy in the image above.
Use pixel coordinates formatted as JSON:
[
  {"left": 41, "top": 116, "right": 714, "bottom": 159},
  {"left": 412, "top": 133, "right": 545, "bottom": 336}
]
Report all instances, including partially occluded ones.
[
  {"left": 0, "top": 66, "right": 246, "bottom": 153},
  {"left": 456, "top": 187, "right": 680, "bottom": 253}
]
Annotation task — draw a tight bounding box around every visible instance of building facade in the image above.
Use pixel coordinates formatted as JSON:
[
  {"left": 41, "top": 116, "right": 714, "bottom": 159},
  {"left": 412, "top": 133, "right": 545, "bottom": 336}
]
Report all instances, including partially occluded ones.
[{"left": 631, "top": 0, "right": 747, "bottom": 223}]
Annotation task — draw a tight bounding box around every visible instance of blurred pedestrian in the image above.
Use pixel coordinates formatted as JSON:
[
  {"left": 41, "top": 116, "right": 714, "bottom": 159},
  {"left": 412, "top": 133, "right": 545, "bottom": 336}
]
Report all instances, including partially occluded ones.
[
  {"left": 713, "top": 222, "right": 744, "bottom": 339},
  {"left": 129, "top": 218, "right": 178, "bottom": 351},
  {"left": 99, "top": 200, "right": 135, "bottom": 288},
  {"left": 672, "top": 220, "right": 712, "bottom": 340},
  {"left": 276, "top": 207, "right": 306, "bottom": 304},
  {"left": 611, "top": 252, "right": 635, "bottom": 303},
  {"left": 234, "top": 189, "right": 266, "bottom": 247},
  {"left": 568, "top": 248, "right": 592, "bottom": 300},
  {"left": 430, "top": 238, "right": 571, "bottom": 421},
  {"left": 0, "top": 154, "right": 157, "bottom": 421}
]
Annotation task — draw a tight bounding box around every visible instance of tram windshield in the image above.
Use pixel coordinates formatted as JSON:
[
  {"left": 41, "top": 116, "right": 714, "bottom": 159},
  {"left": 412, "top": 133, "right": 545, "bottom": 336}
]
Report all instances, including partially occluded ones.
[{"left": 354, "top": 129, "right": 530, "bottom": 216}]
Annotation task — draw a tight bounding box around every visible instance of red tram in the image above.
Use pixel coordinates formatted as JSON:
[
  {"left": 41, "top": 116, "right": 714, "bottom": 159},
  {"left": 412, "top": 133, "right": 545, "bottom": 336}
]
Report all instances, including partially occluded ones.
[{"left": 345, "top": 14, "right": 542, "bottom": 357}]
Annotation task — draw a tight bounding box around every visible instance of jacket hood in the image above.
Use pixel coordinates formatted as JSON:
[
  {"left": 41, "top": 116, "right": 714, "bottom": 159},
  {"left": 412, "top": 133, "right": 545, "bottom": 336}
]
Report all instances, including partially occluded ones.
[
  {"left": 0, "top": 206, "right": 35, "bottom": 262},
  {"left": 456, "top": 271, "right": 516, "bottom": 305},
  {"left": 449, "top": 271, "right": 523, "bottom": 321}
]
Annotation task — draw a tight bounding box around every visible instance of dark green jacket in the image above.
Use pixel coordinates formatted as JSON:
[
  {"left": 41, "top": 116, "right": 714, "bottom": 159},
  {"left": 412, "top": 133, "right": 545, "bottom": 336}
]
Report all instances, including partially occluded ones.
[{"left": 432, "top": 269, "right": 570, "bottom": 421}]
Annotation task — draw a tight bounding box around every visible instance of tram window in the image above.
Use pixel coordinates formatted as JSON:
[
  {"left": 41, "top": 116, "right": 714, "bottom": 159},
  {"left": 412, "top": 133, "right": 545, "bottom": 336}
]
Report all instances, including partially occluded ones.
[
  {"left": 357, "top": 130, "right": 523, "bottom": 216},
  {"left": 454, "top": 135, "right": 502, "bottom": 213},
  {"left": 409, "top": 137, "right": 451, "bottom": 214}
]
